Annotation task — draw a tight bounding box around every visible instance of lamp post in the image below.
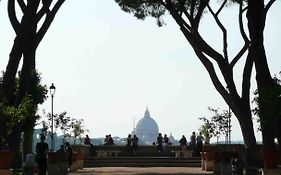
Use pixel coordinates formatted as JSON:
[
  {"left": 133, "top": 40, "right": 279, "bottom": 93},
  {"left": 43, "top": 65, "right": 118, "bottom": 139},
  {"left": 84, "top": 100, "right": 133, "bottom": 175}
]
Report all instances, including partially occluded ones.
[
  {"left": 50, "top": 83, "right": 56, "bottom": 151},
  {"left": 226, "top": 86, "right": 232, "bottom": 144},
  {"left": 228, "top": 106, "right": 231, "bottom": 144}
]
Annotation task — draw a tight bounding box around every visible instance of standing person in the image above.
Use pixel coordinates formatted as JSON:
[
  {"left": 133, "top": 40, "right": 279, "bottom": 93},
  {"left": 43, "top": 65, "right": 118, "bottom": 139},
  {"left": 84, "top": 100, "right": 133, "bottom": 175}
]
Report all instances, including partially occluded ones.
[
  {"left": 132, "top": 135, "right": 139, "bottom": 156},
  {"left": 196, "top": 132, "right": 204, "bottom": 155},
  {"left": 108, "top": 134, "right": 114, "bottom": 145},
  {"left": 35, "top": 134, "right": 49, "bottom": 175},
  {"left": 156, "top": 133, "right": 164, "bottom": 153},
  {"left": 125, "top": 134, "right": 132, "bottom": 155},
  {"left": 190, "top": 132, "right": 196, "bottom": 156},
  {"left": 104, "top": 135, "right": 109, "bottom": 145},
  {"left": 190, "top": 132, "right": 196, "bottom": 146},
  {"left": 65, "top": 142, "right": 73, "bottom": 171},
  {"left": 179, "top": 135, "right": 187, "bottom": 151},
  {"left": 163, "top": 134, "right": 169, "bottom": 152}
]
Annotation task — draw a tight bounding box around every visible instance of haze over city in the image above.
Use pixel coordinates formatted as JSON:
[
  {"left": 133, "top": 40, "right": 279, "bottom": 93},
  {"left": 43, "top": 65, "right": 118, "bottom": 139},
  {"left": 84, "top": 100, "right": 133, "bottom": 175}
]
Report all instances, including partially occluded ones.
[{"left": 1, "top": 1, "right": 280, "bottom": 142}]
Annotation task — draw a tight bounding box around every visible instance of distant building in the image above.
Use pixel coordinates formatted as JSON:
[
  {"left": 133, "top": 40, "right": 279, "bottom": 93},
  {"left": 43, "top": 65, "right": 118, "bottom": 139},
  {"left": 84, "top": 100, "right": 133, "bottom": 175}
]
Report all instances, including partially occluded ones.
[
  {"left": 132, "top": 108, "right": 159, "bottom": 144},
  {"left": 169, "top": 133, "right": 176, "bottom": 145}
]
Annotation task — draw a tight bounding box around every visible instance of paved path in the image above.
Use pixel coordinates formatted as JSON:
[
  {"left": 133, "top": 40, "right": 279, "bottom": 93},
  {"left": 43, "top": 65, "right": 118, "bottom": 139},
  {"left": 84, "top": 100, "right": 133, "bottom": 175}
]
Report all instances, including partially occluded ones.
[{"left": 69, "top": 167, "right": 213, "bottom": 175}]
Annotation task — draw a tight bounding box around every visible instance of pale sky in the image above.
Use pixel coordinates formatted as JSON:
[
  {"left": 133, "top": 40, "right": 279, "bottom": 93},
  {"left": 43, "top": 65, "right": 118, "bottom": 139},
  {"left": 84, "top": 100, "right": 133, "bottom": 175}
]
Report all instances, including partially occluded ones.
[{"left": 0, "top": 1, "right": 280, "bottom": 143}]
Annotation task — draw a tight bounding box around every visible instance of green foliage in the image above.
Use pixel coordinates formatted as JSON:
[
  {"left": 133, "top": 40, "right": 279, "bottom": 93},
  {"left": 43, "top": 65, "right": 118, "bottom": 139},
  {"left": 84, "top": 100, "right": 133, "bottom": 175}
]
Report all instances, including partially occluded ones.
[
  {"left": 114, "top": 0, "right": 242, "bottom": 26},
  {"left": 40, "top": 111, "right": 88, "bottom": 144},
  {"left": 115, "top": 0, "right": 166, "bottom": 25},
  {"left": 198, "top": 117, "right": 214, "bottom": 139},
  {"left": 70, "top": 118, "right": 88, "bottom": 144},
  {"left": 199, "top": 107, "right": 231, "bottom": 143},
  {"left": 55, "top": 112, "right": 72, "bottom": 137},
  {"left": 252, "top": 73, "right": 281, "bottom": 129},
  {"left": 0, "top": 97, "right": 34, "bottom": 147},
  {"left": 27, "top": 70, "right": 48, "bottom": 105},
  {"left": 41, "top": 111, "right": 72, "bottom": 138},
  {"left": 0, "top": 70, "right": 47, "bottom": 148}
]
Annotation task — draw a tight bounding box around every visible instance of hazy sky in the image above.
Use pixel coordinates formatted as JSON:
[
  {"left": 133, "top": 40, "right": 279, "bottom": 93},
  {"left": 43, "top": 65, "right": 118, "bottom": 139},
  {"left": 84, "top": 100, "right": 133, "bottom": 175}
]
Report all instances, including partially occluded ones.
[{"left": 0, "top": 1, "right": 280, "bottom": 142}]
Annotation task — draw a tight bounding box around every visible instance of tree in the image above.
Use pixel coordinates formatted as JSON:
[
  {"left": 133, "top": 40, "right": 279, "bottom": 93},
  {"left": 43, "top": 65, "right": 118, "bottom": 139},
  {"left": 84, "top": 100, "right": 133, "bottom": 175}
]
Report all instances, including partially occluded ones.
[
  {"left": 199, "top": 107, "right": 231, "bottom": 144},
  {"left": 0, "top": 71, "right": 47, "bottom": 159},
  {"left": 41, "top": 112, "right": 88, "bottom": 145},
  {"left": 252, "top": 73, "right": 281, "bottom": 152},
  {"left": 0, "top": 0, "right": 64, "bottom": 167},
  {"left": 246, "top": 0, "right": 280, "bottom": 154},
  {"left": 70, "top": 118, "right": 88, "bottom": 144},
  {"left": 114, "top": 0, "right": 279, "bottom": 168},
  {"left": 1, "top": 0, "right": 64, "bottom": 105},
  {"left": 41, "top": 111, "right": 72, "bottom": 144}
]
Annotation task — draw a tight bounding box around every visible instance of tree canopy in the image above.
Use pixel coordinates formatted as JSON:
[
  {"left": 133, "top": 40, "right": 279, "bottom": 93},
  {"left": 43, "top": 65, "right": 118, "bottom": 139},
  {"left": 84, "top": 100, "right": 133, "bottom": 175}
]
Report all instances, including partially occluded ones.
[{"left": 115, "top": 0, "right": 279, "bottom": 167}]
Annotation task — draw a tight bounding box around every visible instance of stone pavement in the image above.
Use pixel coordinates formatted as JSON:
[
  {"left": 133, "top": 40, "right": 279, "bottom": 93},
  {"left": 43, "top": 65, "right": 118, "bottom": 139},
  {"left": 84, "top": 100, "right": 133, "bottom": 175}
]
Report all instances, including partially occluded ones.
[{"left": 69, "top": 167, "right": 213, "bottom": 175}]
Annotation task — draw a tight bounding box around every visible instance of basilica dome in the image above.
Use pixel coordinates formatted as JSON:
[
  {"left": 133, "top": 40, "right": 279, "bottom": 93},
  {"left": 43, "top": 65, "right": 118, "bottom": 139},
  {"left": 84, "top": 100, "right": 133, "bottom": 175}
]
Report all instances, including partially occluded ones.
[{"left": 133, "top": 108, "right": 159, "bottom": 144}]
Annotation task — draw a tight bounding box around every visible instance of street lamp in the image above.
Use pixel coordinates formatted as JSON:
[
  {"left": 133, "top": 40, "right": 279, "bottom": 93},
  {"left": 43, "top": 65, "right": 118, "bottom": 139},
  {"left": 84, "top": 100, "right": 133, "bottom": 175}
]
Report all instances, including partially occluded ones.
[
  {"left": 226, "top": 86, "right": 231, "bottom": 144},
  {"left": 49, "top": 83, "right": 56, "bottom": 151},
  {"left": 228, "top": 106, "right": 231, "bottom": 144}
]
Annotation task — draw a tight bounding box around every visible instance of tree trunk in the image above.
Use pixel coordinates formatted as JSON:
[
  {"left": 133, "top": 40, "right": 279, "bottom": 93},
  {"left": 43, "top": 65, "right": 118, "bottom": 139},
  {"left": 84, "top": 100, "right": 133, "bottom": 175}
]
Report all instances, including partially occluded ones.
[
  {"left": 276, "top": 117, "right": 281, "bottom": 152},
  {"left": 247, "top": 0, "right": 277, "bottom": 151},
  {"left": 23, "top": 127, "right": 34, "bottom": 158},
  {"left": 7, "top": 129, "right": 22, "bottom": 169},
  {"left": 235, "top": 107, "right": 258, "bottom": 167},
  {"left": 1, "top": 36, "right": 23, "bottom": 104},
  {"left": 17, "top": 48, "right": 36, "bottom": 105}
]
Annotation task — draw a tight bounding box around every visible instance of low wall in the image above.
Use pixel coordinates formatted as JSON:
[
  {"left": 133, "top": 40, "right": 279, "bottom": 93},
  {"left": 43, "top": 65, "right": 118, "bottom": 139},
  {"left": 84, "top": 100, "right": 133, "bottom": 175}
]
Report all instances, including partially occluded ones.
[
  {"left": 81, "top": 145, "right": 196, "bottom": 157},
  {"left": 72, "top": 144, "right": 252, "bottom": 158}
]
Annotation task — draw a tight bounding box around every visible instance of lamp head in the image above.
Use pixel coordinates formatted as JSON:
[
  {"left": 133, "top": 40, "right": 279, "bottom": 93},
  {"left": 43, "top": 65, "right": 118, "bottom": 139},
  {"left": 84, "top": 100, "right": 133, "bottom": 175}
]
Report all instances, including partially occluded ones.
[{"left": 49, "top": 83, "right": 56, "bottom": 96}]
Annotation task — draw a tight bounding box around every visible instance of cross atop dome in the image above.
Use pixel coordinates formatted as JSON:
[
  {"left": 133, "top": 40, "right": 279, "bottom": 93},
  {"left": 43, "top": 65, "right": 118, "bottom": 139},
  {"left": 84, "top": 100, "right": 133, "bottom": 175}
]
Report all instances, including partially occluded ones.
[{"left": 144, "top": 107, "right": 151, "bottom": 118}]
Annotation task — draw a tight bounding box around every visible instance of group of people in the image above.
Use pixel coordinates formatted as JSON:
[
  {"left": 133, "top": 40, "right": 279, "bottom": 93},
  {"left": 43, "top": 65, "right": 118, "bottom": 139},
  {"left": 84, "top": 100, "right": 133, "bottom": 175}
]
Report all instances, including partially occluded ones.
[
  {"left": 103, "top": 134, "right": 115, "bottom": 145},
  {"left": 125, "top": 134, "right": 139, "bottom": 155},
  {"left": 155, "top": 133, "right": 171, "bottom": 152},
  {"left": 35, "top": 134, "right": 73, "bottom": 175},
  {"left": 83, "top": 132, "right": 204, "bottom": 158},
  {"left": 179, "top": 132, "right": 204, "bottom": 156}
]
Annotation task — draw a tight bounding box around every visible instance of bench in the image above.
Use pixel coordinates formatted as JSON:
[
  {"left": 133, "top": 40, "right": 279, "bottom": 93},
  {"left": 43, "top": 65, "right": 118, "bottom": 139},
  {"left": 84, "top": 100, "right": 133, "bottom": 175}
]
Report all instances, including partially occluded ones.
[
  {"left": 96, "top": 150, "right": 121, "bottom": 158},
  {"left": 172, "top": 150, "right": 193, "bottom": 158}
]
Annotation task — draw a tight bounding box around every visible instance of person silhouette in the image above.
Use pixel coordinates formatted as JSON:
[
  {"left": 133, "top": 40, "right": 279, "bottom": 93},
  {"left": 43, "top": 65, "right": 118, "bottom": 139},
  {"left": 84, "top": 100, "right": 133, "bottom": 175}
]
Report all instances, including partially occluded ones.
[
  {"left": 35, "top": 134, "right": 49, "bottom": 175},
  {"left": 157, "top": 133, "right": 164, "bottom": 152},
  {"left": 132, "top": 135, "right": 139, "bottom": 155},
  {"left": 65, "top": 142, "right": 73, "bottom": 171},
  {"left": 84, "top": 134, "right": 91, "bottom": 145}
]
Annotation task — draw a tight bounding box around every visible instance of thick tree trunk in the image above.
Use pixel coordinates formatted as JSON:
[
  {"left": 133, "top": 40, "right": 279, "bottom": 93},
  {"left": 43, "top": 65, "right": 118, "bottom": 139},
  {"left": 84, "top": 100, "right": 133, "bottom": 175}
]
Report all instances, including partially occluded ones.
[
  {"left": 260, "top": 119, "right": 275, "bottom": 149},
  {"left": 7, "top": 129, "right": 22, "bottom": 169},
  {"left": 23, "top": 127, "right": 34, "bottom": 158},
  {"left": 236, "top": 109, "right": 258, "bottom": 165},
  {"left": 247, "top": 0, "right": 277, "bottom": 151},
  {"left": 229, "top": 96, "right": 259, "bottom": 170},
  {"left": 276, "top": 117, "right": 281, "bottom": 152},
  {"left": 17, "top": 49, "right": 36, "bottom": 105},
  {"left": 1, "top": 36, "right": 23, "bottom": 104}
]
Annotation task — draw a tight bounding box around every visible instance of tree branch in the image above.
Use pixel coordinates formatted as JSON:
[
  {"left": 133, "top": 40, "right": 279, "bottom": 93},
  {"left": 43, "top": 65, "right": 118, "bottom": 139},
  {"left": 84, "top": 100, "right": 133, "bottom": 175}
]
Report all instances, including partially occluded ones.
[
  {"left": 181, "top": 4, "right": 192, "bottom": 23},
  {"left": 230, "top": 1, "right": 249, "bottom": 68},
  {"left": 241, "top": 51, "right": 254, "bottom": 106},
  {"left": 190, "top": 0, "right": 194, "bottom": 20},
  {"left": 193, "top": 0, "right": 209, "bottom": 31},
  {"left": 164, "top": 0, "right": 225, "bottom": 69},
  {"left": 35, "top": 0, "right": 65, "bottom": 48},
  {"left": 265, "top": 0, "right": 276, "bottom": 15},
  {"left": 193, "top": 47, "right": 235, "bottom": 107},
  {"left": 8, "top": 0, "right": 20, "bottom": 34},
  {"left": 36, "top": 1, "right": 52, "bottom": 23},
  {"left": 215, "top": 0, "right": 227, "bottom": 16},
  {"left": 162, "top": 0, "right": 192, "bottom": 31},
  {"left": 17, "top": 0, "right": 26, "bottom": 13},
  {"left": 207, "top": 4, "right": 228, "bottom": 61}
]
